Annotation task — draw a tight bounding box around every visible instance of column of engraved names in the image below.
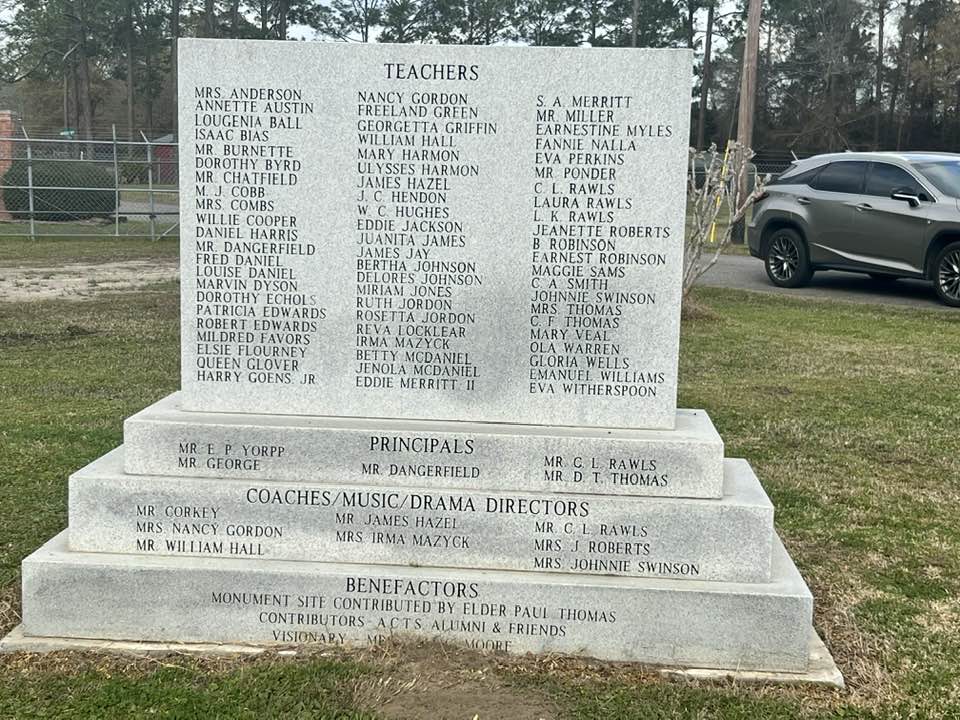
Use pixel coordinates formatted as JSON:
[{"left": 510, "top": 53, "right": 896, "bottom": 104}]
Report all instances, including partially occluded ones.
[
  {"left": 528, "top": 94, "right": 672, "bottom": 399},
  {"left": 192, "top": 86, "right": 325, "bottom": 390},
  {"left": 353, "top": 84, "right": 497, "bottom": 393}
]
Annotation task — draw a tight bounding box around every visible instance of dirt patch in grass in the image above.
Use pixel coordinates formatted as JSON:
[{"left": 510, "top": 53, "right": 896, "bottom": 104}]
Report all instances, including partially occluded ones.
[
  {"left": 353, "top": 640, "right": 559, "bottom": 720},
  {"left": 0, "top": 260, "right": 178, "bottom": 302},
  {"left": 806, "top": 573, "right": 896, "bottom": 707},
  {"left": 680, "top": 297, "right": 723, "bottom": 321}
]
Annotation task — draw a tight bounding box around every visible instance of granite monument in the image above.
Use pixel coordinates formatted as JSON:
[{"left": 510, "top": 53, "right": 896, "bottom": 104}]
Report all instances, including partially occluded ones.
[{"left": 2, "top": 40, "right": 839, "bottom": 681}]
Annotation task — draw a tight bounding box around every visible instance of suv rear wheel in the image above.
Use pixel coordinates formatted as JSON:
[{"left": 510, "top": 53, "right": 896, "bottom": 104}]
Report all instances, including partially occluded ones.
[
  {"left": 934, "top": 241, "right": 960, "bottom": 307},
  {"left": 764, "top": 228, "right": 813, "bottom": 288}
]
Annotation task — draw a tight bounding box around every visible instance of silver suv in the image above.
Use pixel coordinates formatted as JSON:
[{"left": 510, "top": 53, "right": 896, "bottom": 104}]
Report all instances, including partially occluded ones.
[{"left": 748, "top": 152, "right": 960, "bottom": 306}]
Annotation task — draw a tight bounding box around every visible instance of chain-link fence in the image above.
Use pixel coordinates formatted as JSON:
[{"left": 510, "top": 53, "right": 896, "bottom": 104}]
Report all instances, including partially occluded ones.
[
  {"left": 753, "top": 150, "right": 819, "bottom": 179},
  {"left": 0, "top": 134, "right": 818, "bottom": 242},
  {"left": 0, "top": 130, "right": 178, "bottom": 240}
]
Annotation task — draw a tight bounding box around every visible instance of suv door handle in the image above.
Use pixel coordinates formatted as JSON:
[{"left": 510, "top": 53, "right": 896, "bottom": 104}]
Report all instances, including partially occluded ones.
[
  {"left": 797, "top": 197, "right": 811, "bottom": 205},
  {"left": 855, "top": 203, "right": 873, "bottom": 212}
]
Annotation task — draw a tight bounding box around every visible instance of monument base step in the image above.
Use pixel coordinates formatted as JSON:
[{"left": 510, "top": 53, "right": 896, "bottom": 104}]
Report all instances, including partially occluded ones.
[
  {"left": 71, "top": 447, "right": 774, "bottom": 583},
  {"left": 0, "top": 625, "right": 843, "bottom": 688},
  {"left": 16, "top": 530, "right": 815, "bottom": 673},
  {"left": 124, "top": 393, "right": 725, "bottom": 499}
]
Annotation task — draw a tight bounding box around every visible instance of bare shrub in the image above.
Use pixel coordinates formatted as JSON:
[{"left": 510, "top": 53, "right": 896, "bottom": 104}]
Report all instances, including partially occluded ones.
[{"left": 683, "top": 143, "right": 767, "bottom": 298}]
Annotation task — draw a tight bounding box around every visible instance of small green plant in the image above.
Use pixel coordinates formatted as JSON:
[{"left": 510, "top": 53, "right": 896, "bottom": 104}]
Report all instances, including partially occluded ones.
[{"left": 3, "top": 158, "right": 116, "bottom": 222}]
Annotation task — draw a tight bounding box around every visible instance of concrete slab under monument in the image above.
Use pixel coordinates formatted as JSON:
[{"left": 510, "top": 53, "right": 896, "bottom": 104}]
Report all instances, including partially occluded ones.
[
  {"left": 0, "top": 628, "right": 843, "bottom": 689},
  {"left": 18, "top": 531, "right": 813, "bottom": 673}
]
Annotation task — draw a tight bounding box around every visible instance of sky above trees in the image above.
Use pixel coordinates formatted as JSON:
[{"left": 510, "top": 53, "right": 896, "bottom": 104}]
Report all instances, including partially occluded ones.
[{"left": 0, "top": 0, "right": 957, "bottom": 156}]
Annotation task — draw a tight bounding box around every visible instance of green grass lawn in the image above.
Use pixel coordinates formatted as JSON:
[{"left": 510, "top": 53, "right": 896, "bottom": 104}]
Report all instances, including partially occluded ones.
[
  {"left": 0, "top": 236, "right": 179, "bottom": 267},
  {"left": 0, "top": 220, "right": 179, "bottom": 249},
  {"left": 119, "top": 187, "right": 179, "bottom": 206},
  {"left": 1, "top": 285, "right": 959, "bottom": 718}
]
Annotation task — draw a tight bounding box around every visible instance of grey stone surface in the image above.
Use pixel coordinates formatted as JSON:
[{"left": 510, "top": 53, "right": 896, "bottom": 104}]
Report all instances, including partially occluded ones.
[
  {"left": 179, "top": 40, "right": 692, "bottom": 430},
  {"left": 0, "top": 624, "right": 844, "bottom": 688},
  {"left": 72, "top": 448, "right": 772, "bottom": 582},
  {"left": 660, "top": 632, "right": 844, "bottom": 688},
  {"left": 20, "top": 530, "right": 812, "bottom": 671},
  {"left": 0, "top": 625, "right": 264, "bottom": 657},
  {"left": 124, "top": 393, "right": 725, "bottom": 499}
]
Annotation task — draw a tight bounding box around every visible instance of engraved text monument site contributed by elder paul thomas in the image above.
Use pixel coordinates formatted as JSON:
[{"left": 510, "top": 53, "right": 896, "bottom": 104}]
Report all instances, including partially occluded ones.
[{"left": 1, "top": 40, "right": 839, "bottom": 680}]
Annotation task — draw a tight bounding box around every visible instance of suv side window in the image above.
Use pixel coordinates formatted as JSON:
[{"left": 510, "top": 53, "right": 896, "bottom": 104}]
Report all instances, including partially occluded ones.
[
  {"left": 865, "top": 162, "right": 929, "bottom": 199},
  {"left": 770, "top": 165, "right": 823, "bottom": 186},
  {"left": 810, "top": 161, "right": 868, "bottom": 193}
]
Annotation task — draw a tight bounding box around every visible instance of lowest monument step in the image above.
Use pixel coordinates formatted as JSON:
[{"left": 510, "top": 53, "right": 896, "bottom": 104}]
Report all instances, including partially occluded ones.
[
  {"left": 72, "top": 447, "right": 774, "bottom": 583},
  {"left": 20, "top": 529, "right": 813, "bottom": 672},
  {"left": 124, "top": 393, "right": 725, "bottom": 499}
]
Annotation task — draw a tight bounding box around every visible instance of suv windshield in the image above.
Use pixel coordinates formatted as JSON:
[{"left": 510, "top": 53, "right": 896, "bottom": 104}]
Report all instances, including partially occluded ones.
[{"left": 913, "top": 161, "right": 960, "bottom": 198}]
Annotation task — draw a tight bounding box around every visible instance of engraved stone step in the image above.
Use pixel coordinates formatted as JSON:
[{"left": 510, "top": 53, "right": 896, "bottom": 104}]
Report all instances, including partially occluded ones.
[
  {"left": 71, "top": 448, "right": 773, "bottom": 583},
  {"left": 124, "top": 393, "right": 725, "bottom": 499},
  {"left": 20, "top": 530, "right": 812, "bottom": 672}
]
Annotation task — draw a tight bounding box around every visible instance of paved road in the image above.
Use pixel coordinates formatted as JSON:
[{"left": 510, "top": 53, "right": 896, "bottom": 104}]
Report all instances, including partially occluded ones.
[{"left": 700, "top": 254, "right": 950, "bottom": 310}]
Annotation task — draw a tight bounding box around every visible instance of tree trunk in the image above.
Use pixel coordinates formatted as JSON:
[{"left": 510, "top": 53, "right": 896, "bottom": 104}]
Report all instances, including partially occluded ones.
[
  {"left": 696, "top": 2, "right": 714, "bottom": 149},
  {"left": 904, "top": 25, "right": 927, "bottom": 149},
  {"left": 733, "top": 0, "right": 762, "bottom": 243},
  {"left": 873, "top": 0, "right": 885, "bottom": 148},
  {"left": 261, "top": 1, "right": 269, "bottom": 37},
  {"left": 896, "top": 57, "right": 913, "bottom": 149},
  {"left": 588, "top": 0, "right": 599, "bottom": 44},
  {"left": 271, "top": 0, "right": 290, "bottom": 39},
  {"left": 887, "top": 0, "right": 912, "bottom": 140},
  {"left": 74, "top": 0, "right": 96, "bottom": 150},
  {"left": 203, "top": 0, "right": 217, "bottom": 37},
  {"left": 940, "top": 99, "right": 949, "bottom": 145},
  {"left": 145, "top": 16, "right": 155, "bottom": 139},
  {"left": 762, "top": 21, "right": 771, "bottom": 117},
  {"left": 126, "top": 1, "right": 136, "bottom": 142},
  {"left": 72, "top": 64, "right": 81, "bottom": 150},
  {"left": 77, "top": 48, "right": 95, "bottom": 153},
  {"left": 230, "top": 0, "right": 241, "bottom": 36}
]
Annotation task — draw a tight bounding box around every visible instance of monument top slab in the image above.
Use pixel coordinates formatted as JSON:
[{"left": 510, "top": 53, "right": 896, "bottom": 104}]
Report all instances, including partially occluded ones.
[{"left": 179, "top": 40, "right": 691, "bottom": 429}]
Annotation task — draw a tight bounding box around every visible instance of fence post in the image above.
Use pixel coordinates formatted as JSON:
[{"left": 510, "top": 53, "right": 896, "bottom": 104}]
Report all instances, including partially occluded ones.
[
  {"left": 141, "top": 131, "right": 156, "bottom": 241},
  {"left": 112, "top": 124, "right": 120, "bottom": 238},
  {"left": 23, "top": 128, "right": 35, "bottom": 241}
]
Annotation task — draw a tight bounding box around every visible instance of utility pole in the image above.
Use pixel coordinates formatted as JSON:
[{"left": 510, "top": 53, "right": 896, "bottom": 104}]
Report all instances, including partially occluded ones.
[
  {"left": 61, "top": 43, "right": 80, "bottom": 146},
  {"left": 696, "top": 2, "right": 715, "bottom": 149},
  {"left": 732, "top": 0, "right": 763, "bottom": 243}
]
